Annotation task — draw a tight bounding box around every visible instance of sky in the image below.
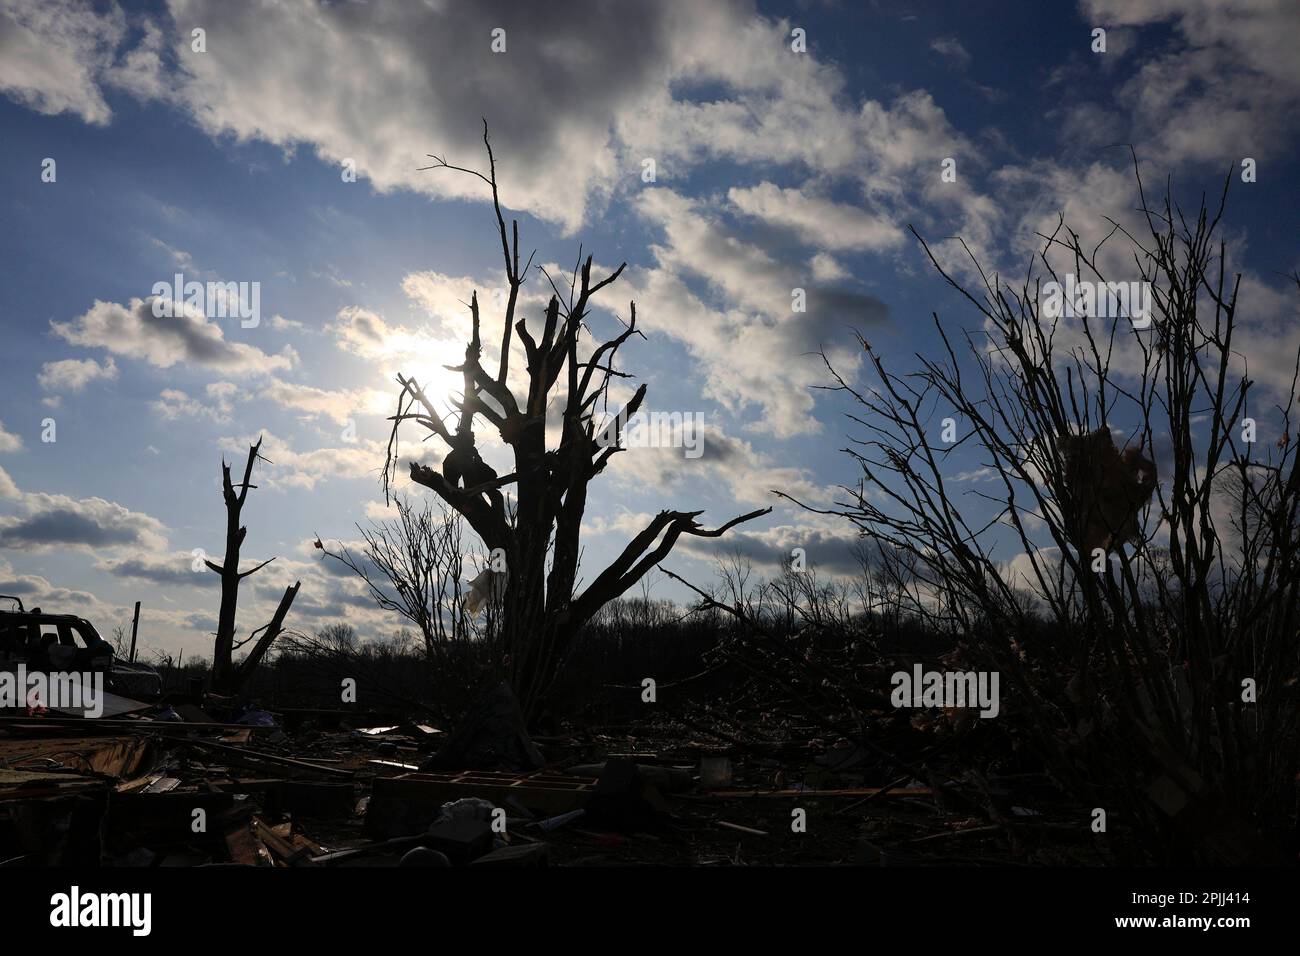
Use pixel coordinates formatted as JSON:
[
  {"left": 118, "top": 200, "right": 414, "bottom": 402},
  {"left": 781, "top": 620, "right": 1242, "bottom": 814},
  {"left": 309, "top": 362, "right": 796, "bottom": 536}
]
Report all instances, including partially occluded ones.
[{"left": 0, "top": 0, "right": 1297, "bottom": 662}]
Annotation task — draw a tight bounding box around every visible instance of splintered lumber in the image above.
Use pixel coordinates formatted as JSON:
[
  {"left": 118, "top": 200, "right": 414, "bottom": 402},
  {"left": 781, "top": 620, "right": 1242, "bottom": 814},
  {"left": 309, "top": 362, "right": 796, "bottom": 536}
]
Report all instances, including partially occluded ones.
[
  {"left": 252, "top": 816, "right": 314, "bottom": 866},
  {"left": 0, "top": 734, "right": 152, "bottom": 779},
  {"left": 185, "top": 738, "right": 353, "bottom": 779},
  {"left": 717, "top": 821, "right": 769, "bottom": 837},
  {"left": 366, "top": 759, "right": 421, "bottom": 773}
]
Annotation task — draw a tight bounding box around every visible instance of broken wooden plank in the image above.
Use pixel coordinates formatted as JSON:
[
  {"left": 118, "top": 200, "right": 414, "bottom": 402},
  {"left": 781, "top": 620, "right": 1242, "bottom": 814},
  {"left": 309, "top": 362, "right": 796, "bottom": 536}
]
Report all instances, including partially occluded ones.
[
  {"left": 366, "top": 759, "right": 421, "bottom": 773},
  {"left": 717, "top": 820, "right": 769, "bottom": 837},
  {"left": 251, "top": 816, "right": 314, "bottom": 866},
  {"left": 185, "top": 738, "right": 353, "bottom": 779}
]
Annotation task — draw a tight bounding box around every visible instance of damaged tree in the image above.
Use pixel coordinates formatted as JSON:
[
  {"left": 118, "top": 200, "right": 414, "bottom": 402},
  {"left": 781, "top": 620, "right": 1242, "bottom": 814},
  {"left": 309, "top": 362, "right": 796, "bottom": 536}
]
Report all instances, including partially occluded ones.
[
  {"left": 787, "top": 164, "right": 1300, "bottom": 862},
  {"left": 384, "top": 126, "right": 768, "bottom": 715},
  {"left": 207, "top": 437, "right": 299, "bottom": 694}
]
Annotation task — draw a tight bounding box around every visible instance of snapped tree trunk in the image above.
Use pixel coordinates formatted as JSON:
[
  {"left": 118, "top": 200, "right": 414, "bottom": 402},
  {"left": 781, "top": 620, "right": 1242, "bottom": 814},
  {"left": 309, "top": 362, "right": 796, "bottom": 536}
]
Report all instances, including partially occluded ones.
[
  {"left": 231, "top": 580, "right": 300, "bottom": 692},
  {"left": 208, "top": 437, "right": 278, "bottom": 694}
]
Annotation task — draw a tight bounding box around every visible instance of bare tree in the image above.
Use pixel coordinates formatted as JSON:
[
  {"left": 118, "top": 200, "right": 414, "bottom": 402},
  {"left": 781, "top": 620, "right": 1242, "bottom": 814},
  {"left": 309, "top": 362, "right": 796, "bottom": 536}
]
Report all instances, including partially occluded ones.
[
  {"left": 384, "top": 125, "right": 769, "bottom": 714},
  {"left": 316, "top": 497, "right": 481, "bottom": 660},
  {"left": 785, "top": 165, "right": 1299, "bottom": 862},
  {"left": 206, "top": 436, "right": 298, "bottom": 693},
  {"left": 108, "top": 623, "right": 130, "bottom": 657}
]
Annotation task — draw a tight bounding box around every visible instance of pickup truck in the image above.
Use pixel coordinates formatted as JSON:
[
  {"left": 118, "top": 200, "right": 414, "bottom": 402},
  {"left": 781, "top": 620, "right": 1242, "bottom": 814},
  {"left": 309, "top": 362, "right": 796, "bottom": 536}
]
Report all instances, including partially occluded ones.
[{"left": 0, "top": 596, "right": 163, "bottom": 700}]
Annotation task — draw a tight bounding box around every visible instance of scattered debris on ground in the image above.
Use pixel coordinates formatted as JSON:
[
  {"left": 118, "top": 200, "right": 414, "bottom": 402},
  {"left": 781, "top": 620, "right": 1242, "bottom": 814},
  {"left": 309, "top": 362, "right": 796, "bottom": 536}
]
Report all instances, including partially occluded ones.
[{"left": 0, "top": 674, "right": 1123, "bottom": 867}]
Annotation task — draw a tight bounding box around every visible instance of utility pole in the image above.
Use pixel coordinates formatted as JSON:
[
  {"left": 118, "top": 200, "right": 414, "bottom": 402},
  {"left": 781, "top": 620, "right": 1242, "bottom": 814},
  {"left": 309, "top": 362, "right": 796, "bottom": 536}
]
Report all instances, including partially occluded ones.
[{"left": 129, "top": 601, "right": 141, "bottom": 662}]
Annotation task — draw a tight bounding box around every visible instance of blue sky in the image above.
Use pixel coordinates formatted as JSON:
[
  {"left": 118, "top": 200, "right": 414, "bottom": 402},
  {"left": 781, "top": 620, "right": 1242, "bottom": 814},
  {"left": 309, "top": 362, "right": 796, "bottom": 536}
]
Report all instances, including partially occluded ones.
[{"left": 1, "top": 0, "right": 1297, "bottom": 661}]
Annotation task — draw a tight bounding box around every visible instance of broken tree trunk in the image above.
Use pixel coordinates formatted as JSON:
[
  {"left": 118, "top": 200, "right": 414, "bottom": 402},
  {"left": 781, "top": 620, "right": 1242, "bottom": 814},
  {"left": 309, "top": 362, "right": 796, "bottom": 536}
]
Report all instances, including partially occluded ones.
[
  {"left": 231, "top": 580, "right": 300, "bottom": 692},
  {"left": 208, "top": 437, "right": 277, "bottom": 694}
]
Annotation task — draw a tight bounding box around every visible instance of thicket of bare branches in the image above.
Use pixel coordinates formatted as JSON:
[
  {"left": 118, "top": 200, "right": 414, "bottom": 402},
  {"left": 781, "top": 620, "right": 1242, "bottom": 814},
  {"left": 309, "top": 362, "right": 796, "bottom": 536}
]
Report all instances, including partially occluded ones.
[
  {"left": 316, "top": 497, "right": 503, "bottom": 697},
  {"left": 780, "top": 167, "right": 1299, "bottom": 862}
]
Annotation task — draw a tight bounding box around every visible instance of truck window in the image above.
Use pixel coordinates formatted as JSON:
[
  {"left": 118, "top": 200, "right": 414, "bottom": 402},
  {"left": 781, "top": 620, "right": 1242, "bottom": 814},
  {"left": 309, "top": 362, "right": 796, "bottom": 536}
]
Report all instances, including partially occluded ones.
[
  {"left": 0, "top": 620, "right": 29, "bottom": 653},
  {"left": 59, "top": 622, "right": 92, "bottom": 648}
]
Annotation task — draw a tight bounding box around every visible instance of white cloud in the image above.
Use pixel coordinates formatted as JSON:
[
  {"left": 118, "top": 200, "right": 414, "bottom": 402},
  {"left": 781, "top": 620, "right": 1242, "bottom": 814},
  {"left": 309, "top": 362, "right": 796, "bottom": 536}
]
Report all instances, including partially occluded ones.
[
  {"left": 142, "top": 0, "right": 707, "bottom": 233},
  {"left": 609, "top": 423, "right": 833, "bottom": 508},
  {"left": 0, "top": 464, "right": 19, "bottom": 498},
  {"left": 153, "top": 383, "right": 239, "bottom": 422},
  {"left": 727, "top": 183, "right": 904, "bottom": 252},
  {"left": 624, "top": 188, "right": 885, "bottom": 437},
  {"left": 269, "top": 314, "right": 307, "bottom": 332},
  {"left": 0, "top": 421, "right": 22, "bottom": 454},
  {"left": 96, "top": 549, "right": 214, "bottom": 587},
  {"left": 51, "top": 297, "right": 296, "bottom": 375},
  {"left": 0, "top": 468, "right": 169, "bottom": 554},
  {"left": 149, "top": 236, "right": 196, "bottom": 271},
  {"left": 332, "top": 305, "right": 455, "bottom": 364},
  {"left": 1082, "top": 0, "right": 1300, "bottom": 165},
  {"left": 0, "top": 0, "right": 123, "bottom": 124},
  {"left": 1000, "top": 547, "right": 1065, "bottom": 603},
  {"left": 37, "top": 356, "right": 118, "bottom": 393},
  {"left": 0, "top": 557, "right": 101, "bottom": 610},
  {"left": 256, "top": 381, "right": 390, "bottom": 426},
  {"left": 810, "top": 252, "right": 849, "bottom": 282},
  {"left": 104, "top": 17, "right": 168, "bottom": 101},
  {"left": 2, "top": 1, "right": 975, "bottom": 241},
  {"left": 330, "top": 300, "right": 508, "bottom": 429},
  {"left": 929, "top": 36, "right": 971, "bottom": 70},
  {"left": 217, "top": 430, "right": 386, "bottom": 491}
]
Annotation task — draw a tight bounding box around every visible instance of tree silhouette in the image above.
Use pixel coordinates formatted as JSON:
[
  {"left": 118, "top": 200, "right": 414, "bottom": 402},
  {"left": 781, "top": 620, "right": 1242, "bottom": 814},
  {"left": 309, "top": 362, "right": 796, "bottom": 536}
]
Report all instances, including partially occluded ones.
[
  {"left": 207, "top": 436, "right": 299, "bottom": 693},
  {"left": 383, "top": 124, "right": 768, "bottom": 715}
]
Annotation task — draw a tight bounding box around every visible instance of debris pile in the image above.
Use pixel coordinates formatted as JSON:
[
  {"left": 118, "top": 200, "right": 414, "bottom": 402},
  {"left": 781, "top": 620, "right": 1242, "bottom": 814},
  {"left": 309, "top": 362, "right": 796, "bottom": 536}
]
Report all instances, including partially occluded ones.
[{"left": 0, "top": 673, "right": 1134, "bottom": 867}]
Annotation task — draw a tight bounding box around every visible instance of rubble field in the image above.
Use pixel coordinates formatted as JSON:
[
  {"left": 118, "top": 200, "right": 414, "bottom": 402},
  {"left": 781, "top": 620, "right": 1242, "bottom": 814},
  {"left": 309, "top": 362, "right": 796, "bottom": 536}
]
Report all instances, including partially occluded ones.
[{"left": 0, "top": 679, "right": 1125, "bottom": 868}]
